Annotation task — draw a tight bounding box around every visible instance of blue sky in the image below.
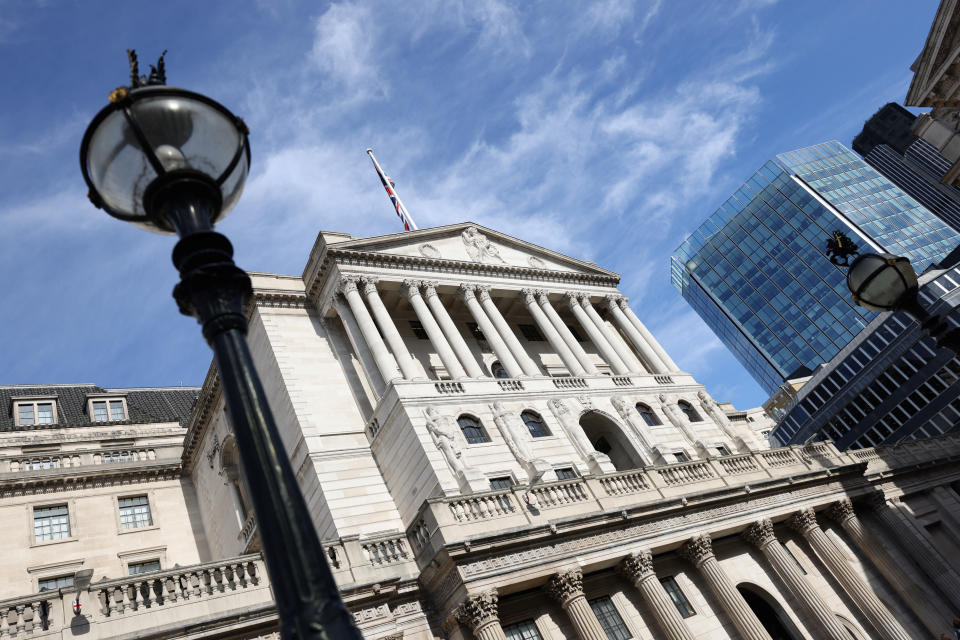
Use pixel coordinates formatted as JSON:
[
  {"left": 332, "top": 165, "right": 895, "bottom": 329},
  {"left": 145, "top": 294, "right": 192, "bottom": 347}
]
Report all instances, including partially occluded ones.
[{"left": 0, "top": 1, "right": 939, "bottom": 409}]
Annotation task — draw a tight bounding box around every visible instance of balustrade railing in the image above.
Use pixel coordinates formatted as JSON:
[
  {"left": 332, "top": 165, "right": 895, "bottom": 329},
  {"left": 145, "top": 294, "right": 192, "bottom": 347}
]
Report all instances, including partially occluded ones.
[
  {"left": 0, "top": 592, "right": 52, "bottom": 638},
  {"left": 653, "top": 375, "right": 674, "bottom": 384},
  {"left": 361, "top": 535, "right": 409, "bottom": 566},
  {"left": 5, "top": 448, "right": 159, "bottom": 473},
  {"left": 611, "top": 376, "right": 634, "bottom": 387},
  {"left": 552, "top": 377, "right": 587, "bottom": 389},
  {"left": 434, "top": 381, "right": 465, "bottom": 394},
  {"left": 657, "top": 460, "right": 715, "bottom": 486},
  {"left": 528, "top": 480, "right": 589, "bottom": 508},
  {"left": 598, "top": 470, "right": 650, "bottom": 495},
  {"left": 759, "top": 449, "right": 798, "bottom": 467},
  {"left": 497, "top": 380, "right": 524, "bottom": 391},
  {"left": 448, "top": 491, "right": 516, "bottom": 522},
  {"left": 239, "top": 512, "right": 257, "bottom": 547},
  {"left": 718, "top": 454, "right": 760, "bottom": 475}
]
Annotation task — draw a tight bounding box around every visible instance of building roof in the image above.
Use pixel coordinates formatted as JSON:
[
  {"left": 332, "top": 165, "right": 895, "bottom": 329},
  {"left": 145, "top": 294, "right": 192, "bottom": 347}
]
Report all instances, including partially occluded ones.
[{"left": 0, "top": 384, "right": 200, "bottom": 431}]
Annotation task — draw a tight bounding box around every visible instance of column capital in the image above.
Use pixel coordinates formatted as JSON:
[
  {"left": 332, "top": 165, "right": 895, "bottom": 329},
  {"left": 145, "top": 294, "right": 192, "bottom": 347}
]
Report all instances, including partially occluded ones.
[
  {"left": 544, "top": 567, "right": 585, "bottom": 606},
  {"left": 422, "top": 280, "right": 440, "bottom": 298},
  {"left": 620, "top": 550, "right": 655, "bottom": 583},
  {"left": 864, "top": 491, "right": 892, "bottom": 511},
  {"left": 742, "top": 519, "right": 776, "bottom": 549},
  {"left": 455, "top": 590, "right": 500, "bottom": 631},
  {"left": 787, "top": 508, "right": 819, "bottom": 535},
  {"left": 476, "top": 285, "right": 492, "bottom": 301},
  {"left": 679, "top": 533, "right": 714, "bottom": 567},
  {"left": 616, "top": 296, "right": 629, "bottom": 309},
  {"left": 826, "top": 499, "right": 856, "bottom": 526},
  {"left": 565, "top": 291, "right": 586, "bottom": 307},
  {"left": 359, "top": 276, "right": 380, "bottom": 294},
  {"left": 520, "top": 288, "right": 538, "bottom": 304},
  {"left": 604, "top": 294, "right": 623, "bottom": 309},
  {"left": 533, "top": 288, "right": 549, "bottom": 302},
  {"left": 402, "top": 279, "right": 423, "bottom": 296},
  {"left": 338, "top": 275, "right": 359, "bottom": 294},
  {"left": 459, "top": 283, "right": 477, "bottom": 300}
]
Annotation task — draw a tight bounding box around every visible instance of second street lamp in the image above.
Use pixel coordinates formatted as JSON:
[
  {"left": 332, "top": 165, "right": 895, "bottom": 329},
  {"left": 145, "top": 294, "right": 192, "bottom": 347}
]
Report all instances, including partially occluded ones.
[{"left": 78, "top": 51, "right": 362, "bottom": 640}]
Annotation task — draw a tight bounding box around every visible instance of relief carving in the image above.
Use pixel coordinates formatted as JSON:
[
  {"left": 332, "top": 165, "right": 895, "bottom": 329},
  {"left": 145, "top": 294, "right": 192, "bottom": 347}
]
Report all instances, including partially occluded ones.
[
  {"left": 826, "top": 499, "right": 856, "bottom": 525},
  {"left": 742, "top": 518, "right": 776, "bottom": 548},
  {"left": 462, "top": 226, "right": 505, "bottom": 264},
  {"left": 544, "top": 567, "right": 585, "bottom": 605},
  {"left": 787, "top": 507, "right": 819, "bottom": 535},
  {"left": 620, "top": 550, "right": 654, "bottom": 583},
  {"left": 424, "top": 407, "right": 468, "bottom": 477},
  {"left": 419, "top": 243, "right": 441, "bottom": 258},
  {"left": 679, "top": 533, "right": 714, "bottom": 567},
  {"left": 455, "top": 590, "right": 500, "bottom": 631}
]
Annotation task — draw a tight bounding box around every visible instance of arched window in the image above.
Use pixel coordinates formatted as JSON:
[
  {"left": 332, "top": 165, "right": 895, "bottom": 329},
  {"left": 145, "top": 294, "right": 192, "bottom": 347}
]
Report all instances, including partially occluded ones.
[
  {"left": 678, "top": 400, "right": 702, "bottom": 422},
  {"left": 491, "top": 361, "right": 510, "bottom": 379},
  {"left": 457, "top": 415, "right": 490, "bottom": 444},
  {"left": 221, "top": 437, "right": 252, "bottom": 524},
  {"left": 521, "top": 410, "right": 551, "bottom": 438},
  {"left": 635, "top": 403, "right": 661, "bottom": 427}
]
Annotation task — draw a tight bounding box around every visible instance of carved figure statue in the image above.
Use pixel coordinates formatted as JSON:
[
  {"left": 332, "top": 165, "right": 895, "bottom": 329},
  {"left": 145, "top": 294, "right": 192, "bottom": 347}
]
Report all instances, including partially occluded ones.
[
  {"left": 657, "top": 394, "right": 697, "bottom": 445},
  {"left": 490, "top": 402, "right": 535, "bottom": 462},
  {"left": 697, "top": 390, "right": 729, "bottom": 424},
  {"left": 697, "top": 390, "right": 753, "bottom": 450},
  {"left": 462, "top": 226, "right": 505, "bottom": 264},
  {"left": 424, "top": 407, "right": 467, "bottom": 476}
]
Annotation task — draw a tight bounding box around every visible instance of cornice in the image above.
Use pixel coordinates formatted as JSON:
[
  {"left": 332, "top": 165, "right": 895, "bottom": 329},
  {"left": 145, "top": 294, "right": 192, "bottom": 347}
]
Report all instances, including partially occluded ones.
[
  {"left": 181, "top": 362, "right": 222, "bottom": 473},
  {"left": 0, "top": 460, "right": 181, "bottom": 498},
  {"left": 306, "top": 248, "right": 620, "bottom": 302}
]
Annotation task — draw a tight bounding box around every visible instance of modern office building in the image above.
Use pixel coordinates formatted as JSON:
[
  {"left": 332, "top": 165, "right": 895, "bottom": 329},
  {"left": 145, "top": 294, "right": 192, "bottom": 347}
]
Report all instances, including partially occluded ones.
[
  {"left": 6, "top": 221, "right": 960, "bottom": 640},
  {"left": 672, "top": 141, "right": 960, "bottom": 395},
  {"left": 852, "top": 103, "right": 960, "bottom": 231},
  {"left": 771, "top": 261, "right": 960, "bottom": 449}
]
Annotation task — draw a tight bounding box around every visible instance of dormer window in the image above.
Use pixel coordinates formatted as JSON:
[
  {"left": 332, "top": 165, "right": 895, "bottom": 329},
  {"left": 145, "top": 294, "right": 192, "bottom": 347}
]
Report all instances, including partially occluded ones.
[
  {"left": 14, "top": 399, "right": 57, "bottom": 426},
  {"left": 90, "top": 399, "right": 126, "bottom": 422}
]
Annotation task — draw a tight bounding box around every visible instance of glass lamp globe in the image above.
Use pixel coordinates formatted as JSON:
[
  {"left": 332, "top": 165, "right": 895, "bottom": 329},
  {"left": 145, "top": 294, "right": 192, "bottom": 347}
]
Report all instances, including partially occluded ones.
[
  {"left": 846, "top": 253, "right": 919, "bottom": 312},
  {"left": 80, "top": 85, "right": 250, "bottom": 234}
]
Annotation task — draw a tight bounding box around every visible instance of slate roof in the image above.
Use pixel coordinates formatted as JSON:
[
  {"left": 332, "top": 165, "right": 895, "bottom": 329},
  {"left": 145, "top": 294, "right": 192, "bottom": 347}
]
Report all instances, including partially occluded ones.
[{"left": 0, "top": 384, "right": 200, "bottom": 432}]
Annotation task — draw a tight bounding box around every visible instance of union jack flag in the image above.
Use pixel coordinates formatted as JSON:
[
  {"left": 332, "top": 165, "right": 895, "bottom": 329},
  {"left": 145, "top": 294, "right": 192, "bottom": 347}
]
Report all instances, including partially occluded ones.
[{"left": 367, "top": 149, "right": 418, "bottom": 231}]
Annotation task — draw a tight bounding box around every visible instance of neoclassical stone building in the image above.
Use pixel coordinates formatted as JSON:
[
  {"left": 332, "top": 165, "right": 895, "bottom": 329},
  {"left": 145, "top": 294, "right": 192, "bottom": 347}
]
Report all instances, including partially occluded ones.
[{"left": 3, "top": 222, "right": 960, "bottom": 640}]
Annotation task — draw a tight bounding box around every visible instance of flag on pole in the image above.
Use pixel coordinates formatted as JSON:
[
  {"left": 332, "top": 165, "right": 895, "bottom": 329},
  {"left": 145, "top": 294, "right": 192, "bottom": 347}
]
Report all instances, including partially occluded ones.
[{"left": 367, "top": 148, "right": 418, "bottom": 231}]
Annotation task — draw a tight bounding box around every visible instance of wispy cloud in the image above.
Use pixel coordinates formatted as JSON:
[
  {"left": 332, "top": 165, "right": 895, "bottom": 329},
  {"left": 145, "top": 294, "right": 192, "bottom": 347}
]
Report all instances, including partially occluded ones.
[{"left": 310, "top": 3, "right": 383, "bottom": 102}]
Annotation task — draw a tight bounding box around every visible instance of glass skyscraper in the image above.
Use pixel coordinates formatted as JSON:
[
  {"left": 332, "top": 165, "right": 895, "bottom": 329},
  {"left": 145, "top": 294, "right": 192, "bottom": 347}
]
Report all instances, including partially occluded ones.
[{"left": 672, "top": 141, "right": 960, "bottom": 395}]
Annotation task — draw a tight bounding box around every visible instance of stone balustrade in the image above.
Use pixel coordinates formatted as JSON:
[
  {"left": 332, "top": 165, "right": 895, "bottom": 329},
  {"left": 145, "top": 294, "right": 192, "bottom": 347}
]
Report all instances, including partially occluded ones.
[
  {"left": 3, "top": 446, "right": 178, "bottom": 474},
  {"left": 0, "top": 591, "right": 55, "bottom": 638}
]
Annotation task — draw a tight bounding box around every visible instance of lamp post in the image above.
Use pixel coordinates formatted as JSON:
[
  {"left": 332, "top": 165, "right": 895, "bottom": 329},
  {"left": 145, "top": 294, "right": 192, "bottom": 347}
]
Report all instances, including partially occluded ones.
[
  {"left": 826, "top": 230, "right": 960, "bottom": 353},
  {"left": 78, "top": 51, "right": 361, "bottom": 640}
]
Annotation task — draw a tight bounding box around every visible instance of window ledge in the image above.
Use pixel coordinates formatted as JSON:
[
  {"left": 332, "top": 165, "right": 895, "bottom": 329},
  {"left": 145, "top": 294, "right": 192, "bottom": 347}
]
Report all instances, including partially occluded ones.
[
  {"left": 118, "top": 524, "right": 160, "bottom": 536},
  {"left": 31, "top": 536, "right": 78, "bottom": 549}
]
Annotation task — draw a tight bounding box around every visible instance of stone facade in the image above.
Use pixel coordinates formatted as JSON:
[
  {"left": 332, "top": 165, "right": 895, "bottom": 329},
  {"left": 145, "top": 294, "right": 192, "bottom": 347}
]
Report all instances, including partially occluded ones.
[{"left": 3, "top": 223, "right": 960, "bottom": 640}]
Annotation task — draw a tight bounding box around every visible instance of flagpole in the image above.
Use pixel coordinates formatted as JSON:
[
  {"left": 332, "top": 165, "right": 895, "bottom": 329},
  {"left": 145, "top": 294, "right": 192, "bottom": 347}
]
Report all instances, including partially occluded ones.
[{"left": 367, "top": 148, "right": 419, "bottom": 231}]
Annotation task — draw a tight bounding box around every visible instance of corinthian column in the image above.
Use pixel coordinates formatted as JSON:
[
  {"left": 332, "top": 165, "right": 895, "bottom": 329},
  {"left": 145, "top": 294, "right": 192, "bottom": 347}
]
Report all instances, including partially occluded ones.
[
  {"left": 614, "top": 296, "right": 679, "bottom": 372},
  {"left": 566, "top": 293, "right": 626, "bottom": 374},
  {"left": 826, "top": 499, "right": 948, "bottom": 637},
  {"left": 868, "top": 494, "right": 960, "bottom": 610},
  {"left": 422, "top": 281, "right": 485, "bottom": 378},
  {"left": 339, "top": 276, "right": 401, "bottom": 384},
  {"left": 788, "top": 508, "right": 911, "bottom": 640},
  {"left": 460, "top": 285, "right": 523, "bottom": 378},
  {"left": 521, "top": 288, "right": 586, "bottom": 376},
  {"left": 477, "top": 287, "right": 541, "bottom": 376},
  {"left": 538, "top": 291, "right": 597, "bottom": 374},
  {"left": 680, "top": 534, "right": 772, "bottom": 640},
  {"left": 456, "top": 591, "right": 507, "bottom": 640},
  {"left": 742, "top": 519, "right": 849, "bottom": 640},
  {"left": 360, "top": 277, "right": 419, "bottom": 380},
  {"left": 403, "top": 279, "right": 467, "bottom": 379},
  {"left": 604, "top": 295, "right": 665, "bottom": 373},
  {"left": 579, "top": 296, "right": 633, "bottom": 374},
  {"left": 544, "top": 568, "right": 606, "bottom": 640},
  {"left": 619, "top": 551, "right": 695, "bottom": 640}
]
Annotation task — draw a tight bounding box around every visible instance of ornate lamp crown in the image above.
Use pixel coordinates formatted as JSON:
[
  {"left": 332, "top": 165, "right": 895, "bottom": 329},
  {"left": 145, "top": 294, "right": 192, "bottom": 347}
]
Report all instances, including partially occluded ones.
[{"left": 825, "top": 230, "right": 860, "bottom": 267}]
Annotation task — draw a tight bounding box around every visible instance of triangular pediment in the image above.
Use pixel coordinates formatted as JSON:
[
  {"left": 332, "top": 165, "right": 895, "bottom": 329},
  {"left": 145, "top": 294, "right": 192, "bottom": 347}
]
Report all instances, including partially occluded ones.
[{"left": 322, "top": 222, "right": 617, "bottom": 277}]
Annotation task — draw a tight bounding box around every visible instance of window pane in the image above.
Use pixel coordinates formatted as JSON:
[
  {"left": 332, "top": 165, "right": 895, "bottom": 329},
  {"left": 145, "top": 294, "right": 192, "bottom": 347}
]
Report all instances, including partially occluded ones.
[
  {"left": 92, "top": 401, "right": 108, "bottom": 421},
  {"left": 38, "top": 575, "right": 74, "bottom": 591},
  {"left": 34, "top": 505, "right": 70, "bottom": 542},
  {"left": 589, "top": 596, "right": 632, "bottom": 640},
  {"left": 109, "top": 400, "right": 125, "bottom": 420},
  {"left": 458, "top": 416, "right": 490, "bottom": 444},
  {"left": 18, "top": 404, "right": 34, "bottom": 425},
  {"left": 119, "top": 495, "right": 153, "bottom": 529},
  {"left": 521, "top": 411, "right": 550, "bottom": 437},
  {"left": 489, "top": 477, "right": 514, "bottom": 491},
  {"left": 555, "top": 467, "right": 577, "bottom": 480},
  {"left": 491, "top": 362, "right": 509, "bottom": 379},
  {"left": 36, "top": 403, "right": 53, "bottom": 424},
  {"left": 636, "top": 404, "right": 660, "bottom": 426},
  {"left": 659, "top": 576, "right": 695, "bottom": 617},
  {"left": 128, "top": 560, "right": 161, "bottom": 575},
  {"left": 503, "top": 620, "right": 543, "bottom": 640}
]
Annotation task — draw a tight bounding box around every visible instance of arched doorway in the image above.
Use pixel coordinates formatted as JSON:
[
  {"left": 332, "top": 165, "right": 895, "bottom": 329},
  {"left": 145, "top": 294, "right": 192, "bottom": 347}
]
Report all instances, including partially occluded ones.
[
  {"left": 737, "top": 584, "right": 801, "bottom": 640},
  {"left": 578, "top": 411, "right": 644, "bottom": 471}
]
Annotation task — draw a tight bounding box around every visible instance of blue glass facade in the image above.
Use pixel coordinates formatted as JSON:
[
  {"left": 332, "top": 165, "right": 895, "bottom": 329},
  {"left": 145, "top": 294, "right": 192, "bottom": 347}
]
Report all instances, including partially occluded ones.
[{"left": 673, "top": 142, "right": 960, "bottom": 395}]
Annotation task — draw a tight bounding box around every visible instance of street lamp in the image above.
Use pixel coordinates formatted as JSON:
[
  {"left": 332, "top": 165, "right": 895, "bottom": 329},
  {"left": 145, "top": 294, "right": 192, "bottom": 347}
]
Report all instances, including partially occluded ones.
[
  {"left": 826, "top": 230, "right": 960, "bottom": 353},
  {"left": 79, "top": 50, "right": 361, "bottom": 640}
]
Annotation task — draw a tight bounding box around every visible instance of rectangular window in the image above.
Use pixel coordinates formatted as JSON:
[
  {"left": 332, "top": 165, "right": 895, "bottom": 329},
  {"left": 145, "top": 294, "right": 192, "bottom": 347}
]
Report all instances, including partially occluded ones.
[
  {"left": 588, "top": 596, "right": 632, "bottom": 640},
  {"left": 92, "top": 399, "right": 127, "bottom": 422},
  {"left": 128, "top": 560, "right": 161, "bottom": 575},
  {"left": 555, "top": 467, "right": 577, "bottom": 480},
  {"left": 103, "top": 451, "right": 133, "bottom": 464},
  {"left": 34, "top": 505, "right": 70, "bottom": 542},
  {"left": 16, "top": 401, "right": 56, "bottom": 426},
  {"left": 673, "top": 452, "right": 689, "bottom": 463},
  {"left": 118, "top": 495, "right": 153, "bottom": 529},
  {"left": 715, "top": 446, "right": 730, "bottom": 457},
  {"left": 659, "top": 576, "right": 695, "bottom": 617},
  {"left": 409, "top": 320, "right": 428, "bottom": 340},
  {"left": 518, "top": 324, "right": 545, "bottom": 341},
  {"left": 38, "top": 575, "right": 74, "bottom": 591},
  {"left": 503, "top": 620, "right": 543, "bottom": 640},
  {"left": 488, "top": 476, "right": 514, "bottom": 491},
  {"left": 466, "top": 322, "right": 486, "bottom": 341}
]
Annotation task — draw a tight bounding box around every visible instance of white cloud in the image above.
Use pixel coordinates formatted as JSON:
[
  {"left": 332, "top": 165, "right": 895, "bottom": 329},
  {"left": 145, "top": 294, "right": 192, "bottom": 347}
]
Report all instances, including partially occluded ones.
[{"left": 310, "top": 3, "right": 383, "bottom": 102}]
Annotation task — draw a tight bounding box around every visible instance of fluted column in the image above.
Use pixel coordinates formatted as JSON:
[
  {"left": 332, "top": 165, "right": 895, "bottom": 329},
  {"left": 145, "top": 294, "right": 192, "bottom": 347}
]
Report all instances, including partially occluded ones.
[
  {"left": 680, "top": 534, "right": 772, "bottom": 640},
  {"left": 544, "top": 568, "right": 606, "bottom": 640},
  {"left": 826, "top": 499, "right": 948, "bottom": 637},
  {"left": 403, "top": 279, "right": 467, "bottom": 379},
  {"left": 742, "top": 519, "right": 849, "bottom": 640},
  {"left": 604, "top": 295, "right": 665, "bottom": 373},
  {"left": 477, "top": 287, "right": 541, "bottom": 376},
  {"left": 620, "top": 550, "right": 695, "bottom": 640},
  {"left": 566, "top": 293, "right": 625, "bottom": 374},
  {"left": 931, "top": 486, "right": 960, "bottom": 535},
  {"left": 788, "top": 508, "right": 911, "bottom": 640},
  {"left": 332, "top": 295, "right": 386, "bottom": 396},
  {"left": 340, "top": 276, "right": 401, "bottom": 384},
  {"left": 360, "top": 277, "right": 419, "bottom": 380},
  {"left": 615, "top": 296, "right": 679, "bottom": 372},
  {"left": 521, "top": 288, "right": 586, "bottom": 376},
  {"left": 456, "top": 591, "right": 507, "bottom": 640},
  {"left": 578, "top": 296, "right": 633, "bottom": 374},
  {"left": 869, "top": 494, "right": 960, "bottom": 610},
  {"left": 422, "top": 281, "right": 485, "bottom": 378},
  {"left": 461, "top": 285, "right": 523, "bottom": 378},
  {"left": 538, "top": 292, "right": 597, "bottom": 374}
]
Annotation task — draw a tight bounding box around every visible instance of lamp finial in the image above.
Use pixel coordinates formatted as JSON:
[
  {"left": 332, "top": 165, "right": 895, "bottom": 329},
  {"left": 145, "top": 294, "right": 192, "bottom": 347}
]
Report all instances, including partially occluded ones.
[
  {"left": 125, "top": 49, "right": 168, "bottom": 88},
  {"left": 826, "top": 230, "right": 860, "bottom": 267}
]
